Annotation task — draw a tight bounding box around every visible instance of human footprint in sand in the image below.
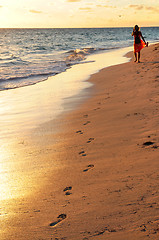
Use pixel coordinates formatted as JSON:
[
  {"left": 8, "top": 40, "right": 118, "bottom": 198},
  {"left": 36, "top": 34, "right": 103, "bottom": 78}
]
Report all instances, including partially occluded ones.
[{"left": 132, "top": 25, "right": 148, "bottom": 63}]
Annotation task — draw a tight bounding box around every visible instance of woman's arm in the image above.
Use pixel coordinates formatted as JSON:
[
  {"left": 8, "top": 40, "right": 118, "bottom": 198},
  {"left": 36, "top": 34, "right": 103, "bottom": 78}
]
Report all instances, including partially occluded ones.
[{"left": 140, "top": 32, "right": 146, "bottom": 43}]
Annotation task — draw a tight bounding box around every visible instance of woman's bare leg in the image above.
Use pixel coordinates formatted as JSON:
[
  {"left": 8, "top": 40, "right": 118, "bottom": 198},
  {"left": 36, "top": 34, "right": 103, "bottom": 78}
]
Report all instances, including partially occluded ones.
[
  {"left": 134, "top": 52, "right": 137, "bottom": 62},
  {"left": 137, "top": 51, "right": 140, "bottom": 63}
]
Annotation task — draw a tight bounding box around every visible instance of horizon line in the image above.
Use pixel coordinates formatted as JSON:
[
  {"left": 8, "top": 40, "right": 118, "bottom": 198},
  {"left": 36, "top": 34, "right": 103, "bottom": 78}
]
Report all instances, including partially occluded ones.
[{"left": 0, "top": 26, "right": 159, "bottom": 29}]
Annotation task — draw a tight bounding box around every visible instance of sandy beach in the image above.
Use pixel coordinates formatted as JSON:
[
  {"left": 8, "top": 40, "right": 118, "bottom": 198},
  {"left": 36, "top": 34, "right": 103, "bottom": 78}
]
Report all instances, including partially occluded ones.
[{"left": 1, "top": 43, "right": 159, "bottom": 240}]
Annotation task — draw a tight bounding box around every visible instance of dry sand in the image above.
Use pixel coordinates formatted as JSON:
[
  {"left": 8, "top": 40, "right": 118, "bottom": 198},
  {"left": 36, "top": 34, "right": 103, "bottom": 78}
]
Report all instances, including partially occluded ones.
[{"left": 1, "top": 43, "right": 159, "bottom": 240}]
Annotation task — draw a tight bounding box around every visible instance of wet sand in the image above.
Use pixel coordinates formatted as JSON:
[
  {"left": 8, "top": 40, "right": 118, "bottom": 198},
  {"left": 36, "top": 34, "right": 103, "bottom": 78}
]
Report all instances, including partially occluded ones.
[{"left": 1, "top": 43, "right": 159, "bottom": 240}]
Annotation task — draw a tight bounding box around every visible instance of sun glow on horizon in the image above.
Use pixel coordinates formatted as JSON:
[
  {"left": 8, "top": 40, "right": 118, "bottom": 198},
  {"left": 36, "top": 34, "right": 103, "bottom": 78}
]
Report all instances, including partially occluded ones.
[{"left": 0, "top": 0, "right": 158, "bottom": 28}]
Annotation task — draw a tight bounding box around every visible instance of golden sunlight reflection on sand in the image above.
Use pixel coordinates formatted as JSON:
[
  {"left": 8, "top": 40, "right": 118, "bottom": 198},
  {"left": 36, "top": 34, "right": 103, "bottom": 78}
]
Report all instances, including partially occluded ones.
[
  {"left": 0, "top": 143, "right": 17, "bottom": 201},
  {"left": 0, "top": 141, "right": 30, "bottom": 201},
  {"left": 0, "top": 133, "right": 61, "bottom": 203},
  {"left": 0, "top": 137, "right": 44, "bottom": 202}
]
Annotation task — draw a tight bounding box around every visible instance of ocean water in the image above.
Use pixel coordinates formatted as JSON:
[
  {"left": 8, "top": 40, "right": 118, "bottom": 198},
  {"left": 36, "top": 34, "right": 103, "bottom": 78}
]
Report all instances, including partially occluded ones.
[{"left": 0, "top": 27, "right": 159, "bottom": 91}]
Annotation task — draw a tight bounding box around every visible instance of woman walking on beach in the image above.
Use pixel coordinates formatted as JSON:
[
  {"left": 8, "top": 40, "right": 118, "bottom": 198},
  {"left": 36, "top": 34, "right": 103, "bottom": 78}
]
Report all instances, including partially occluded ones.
[{"left": 132, "top": 25, "right": 147, "bottom": 63}]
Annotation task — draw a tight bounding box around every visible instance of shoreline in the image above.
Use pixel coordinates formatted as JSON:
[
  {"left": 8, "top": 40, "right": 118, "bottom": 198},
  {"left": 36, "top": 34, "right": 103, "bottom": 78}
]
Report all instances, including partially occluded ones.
[
  {"left": 0, "top": 47, "right": 131, "bottom": 139},
  {"left": 0, "top": 47, "right": 131, "bottom": 206},
  {"left": 1, "top": 43, "right": 159, "bottom": 239},
  {"left": 0, "top": 47, "right": 131, "bottom": 204}
]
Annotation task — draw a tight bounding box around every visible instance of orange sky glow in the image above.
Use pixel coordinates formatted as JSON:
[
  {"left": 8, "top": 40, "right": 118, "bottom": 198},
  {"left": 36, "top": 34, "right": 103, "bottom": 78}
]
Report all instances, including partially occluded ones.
[{"left": 0, "top": 0, "right": 158, "bottom": 28}]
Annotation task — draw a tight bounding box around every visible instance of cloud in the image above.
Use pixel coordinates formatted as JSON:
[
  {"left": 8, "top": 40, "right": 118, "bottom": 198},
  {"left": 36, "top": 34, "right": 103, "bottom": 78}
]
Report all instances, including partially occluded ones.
[
  {"left": 129, "top": 5, "right": 144, "bottom": 10},
  {"left": 145, "top": 6, "right": 159, "bottom": 13},
  {"left": 97, "top": 5, "right": 116, "bottom": 9},
  {"left": 79, "top": 7, "right": 92, "bottom": 11},
  {"left": 67, "top": 0, "right": 81, "bottom": 2},
  {"left": 29, "top": 10, "right": 42, "bottom": 14},
  {"left": 129, "top": 4, "right": 159, "bottom": 13}
]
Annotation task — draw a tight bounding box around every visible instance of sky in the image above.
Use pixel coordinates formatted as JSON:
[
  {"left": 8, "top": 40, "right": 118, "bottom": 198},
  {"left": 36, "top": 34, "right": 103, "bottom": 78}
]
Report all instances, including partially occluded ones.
[{"left": 0, "top": 0, "right": 158, "bottom": 28}]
